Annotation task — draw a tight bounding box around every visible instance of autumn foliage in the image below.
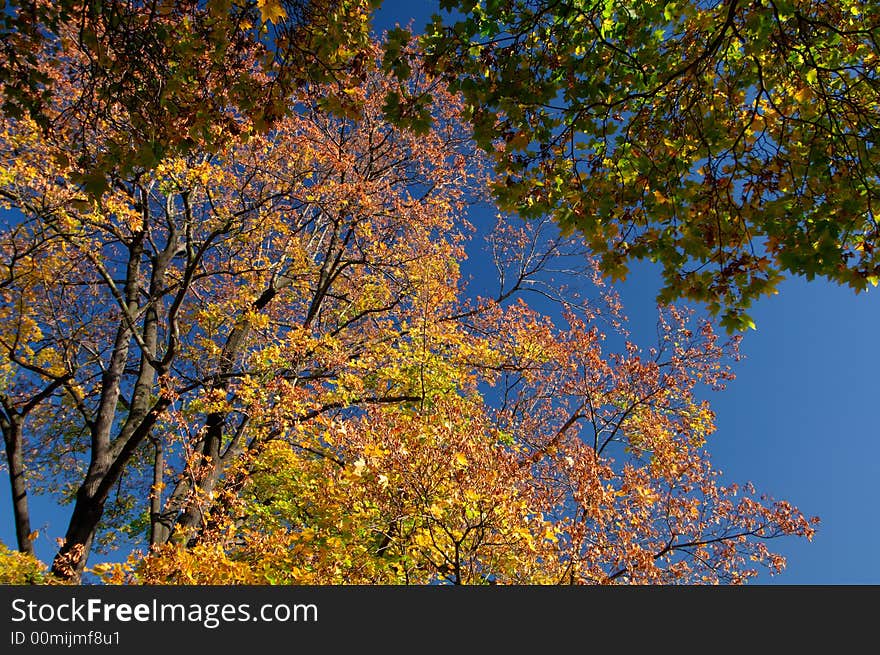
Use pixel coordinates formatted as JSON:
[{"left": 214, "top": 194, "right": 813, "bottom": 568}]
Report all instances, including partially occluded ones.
[
  {"left": 1, "top": 0, "right": 379, "bottom": 193},
  {"left": 111, "top": 307, "right": 816, "bottom": 585},
  {"left": 0, "top": 11, "right": 818, "bottom": 584}
]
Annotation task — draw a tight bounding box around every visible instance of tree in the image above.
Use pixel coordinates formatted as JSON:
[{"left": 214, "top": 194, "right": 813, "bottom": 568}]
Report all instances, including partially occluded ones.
[
  {"left": 102, "top": 304, "right": 816, "bottom": 585},
  {"left": 1, "top": 28, "right": 815, "bottom": 584},
  {"left": 417, "top": 0, "right": 880, "bottom": 330},
  {"left": 0, "top": 40, "right": 482, "bottom": 580},
  {"left": 6, "top": 1, "right": 875, "bottom": 328}
]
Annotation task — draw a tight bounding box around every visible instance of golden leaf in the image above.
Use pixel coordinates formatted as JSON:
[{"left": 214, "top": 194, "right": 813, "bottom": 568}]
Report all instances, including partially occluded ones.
[{"left": 257, "top": 0, "right": 287, "bottom": 24}]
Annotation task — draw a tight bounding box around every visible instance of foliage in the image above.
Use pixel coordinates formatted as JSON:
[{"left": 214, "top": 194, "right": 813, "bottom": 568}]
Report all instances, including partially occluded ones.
[
  {"left": 0, "top": 0, "right": 380, "bottom": 192},
  {"left": 0, "top": 541, "right": 49, "bottom": 584},
  {"left": 420, "top": 0, "right": 880, "bottom": 329},
  {"left": 1, "top": 0, "right": 874, "bottom": 316},
  {"left": 0, "top": 37, "right": 483, "bottom": 579},
  {"left": 103, "top": 305, "right": 816, "bottom": 585},
  {"left": 0, "top": 10, "right": 818, "bottom": 584}
]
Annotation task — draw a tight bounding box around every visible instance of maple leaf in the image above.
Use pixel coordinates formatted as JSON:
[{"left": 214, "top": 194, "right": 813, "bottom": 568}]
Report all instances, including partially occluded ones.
[{"left": 257, "top": 0, "right": 286, "bottom": 24}]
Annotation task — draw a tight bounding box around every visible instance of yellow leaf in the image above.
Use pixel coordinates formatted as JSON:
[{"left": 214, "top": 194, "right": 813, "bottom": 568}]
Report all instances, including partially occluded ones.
[
  {"left": 653, "top": 189, "right": 669, "bottom": 204},
  {"left": 794, "top": 86, "right": 811, "bottom": 103},
  {"left": 257, "top": 0, "right": 286, "bottom": 24},
  {"left": 453, "top": 452, "right": 468, "bottom": 467}
]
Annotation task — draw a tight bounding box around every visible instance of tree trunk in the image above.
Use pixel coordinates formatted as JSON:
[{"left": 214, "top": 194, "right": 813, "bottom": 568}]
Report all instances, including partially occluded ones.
[
  {"left": 149, "top": 438, "right": 163, "bottom": 547},
  {"left": 51, "top": 398, "right": 169, "bottom": 580},
  {"left": 51, "top": 233, "right": 144, "bottom": 581},
  {"left": 2, "top": 416, "right": 34, "bottom": 555},
  {"left": 50, "top": 484, "right": 104, "bottom": 579},
  {"left": 153, "top": 285, "right": 280, "bottom": 545}
]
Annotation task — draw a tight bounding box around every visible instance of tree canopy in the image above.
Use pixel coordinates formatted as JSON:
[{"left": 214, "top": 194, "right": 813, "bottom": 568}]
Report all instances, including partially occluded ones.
[
  {"left": 0, "top": 36, "right": 816, "bottom": 584},
  {"left": 0, "top": 1, "right": 835, "bottom": 584},
  {"left": 4, "top": 1, "right": 876, "bottom": 326},
  {"left": 417, "top": 0, "right": 880, "bottom": 329},
  {"left": 1, "top": 0, "right": 379, "bottom": 194}
]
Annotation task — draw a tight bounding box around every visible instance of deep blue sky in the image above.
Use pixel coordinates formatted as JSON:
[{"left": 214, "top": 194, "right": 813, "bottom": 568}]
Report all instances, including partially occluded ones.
[
  {"left": 2, "top": 1, "right": 877, "bottom": 585},
  {"left": 615, "top": 262, "right": 880, "bottom": 584}
]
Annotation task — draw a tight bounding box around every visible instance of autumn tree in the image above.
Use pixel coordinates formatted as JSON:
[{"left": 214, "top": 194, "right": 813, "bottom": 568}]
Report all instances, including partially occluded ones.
[
  {"left": 0, "top": 38, "right": 484, "bottom": 580},
  {"left": 6, "top": 1, "right": 875, "bottom": 328},
  {"left": 105, "top": 282, "right": 817, "bottom": 585},
  {"left": 0, "top": 22, "right": 816, "bottom": 583},
  {"left": 410, "top": 0, "right": 880, "bottom": 330}
]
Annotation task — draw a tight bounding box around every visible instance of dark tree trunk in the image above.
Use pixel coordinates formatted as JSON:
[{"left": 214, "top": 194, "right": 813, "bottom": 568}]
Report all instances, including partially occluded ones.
[{"left": 2, "top": 416, "right": 34, "bottom": 555}]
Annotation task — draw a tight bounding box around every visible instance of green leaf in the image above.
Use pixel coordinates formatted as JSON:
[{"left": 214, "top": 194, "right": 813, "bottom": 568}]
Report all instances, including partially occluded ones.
[{"left": 82, "top": 171, "right": 109, "bottom": 199}]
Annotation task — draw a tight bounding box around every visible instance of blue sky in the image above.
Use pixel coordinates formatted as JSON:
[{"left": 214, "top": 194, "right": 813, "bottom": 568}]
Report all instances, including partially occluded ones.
[
  {"left": 615, "top": 261, "right": 880, "bottom": 584},
  {"left": 2, "top": 0, "right": 878, "bottom": 585},
  {"left": 706, "top": 277, "right": 879, "bottom": 584}
]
